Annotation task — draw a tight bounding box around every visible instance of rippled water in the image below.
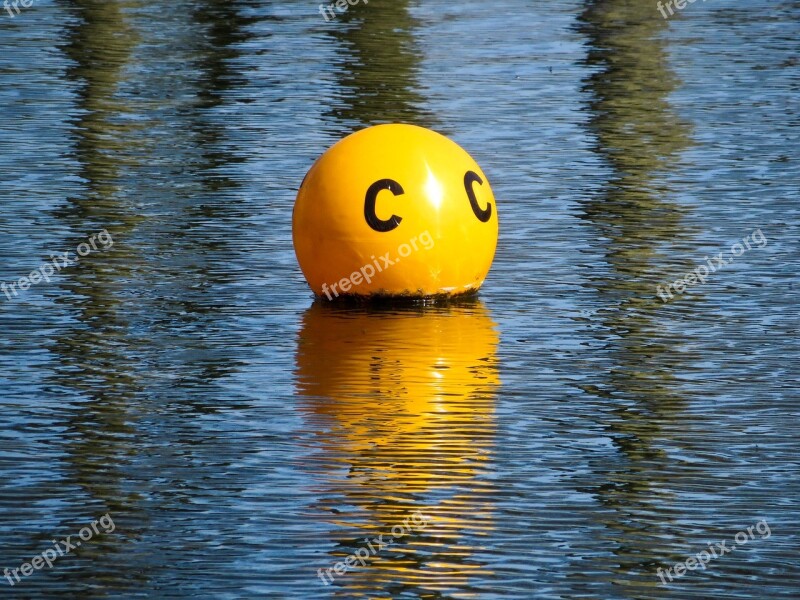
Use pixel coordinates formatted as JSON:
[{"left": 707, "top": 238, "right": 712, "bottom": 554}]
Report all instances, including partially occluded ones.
[{"left": 1, "top": 0, "right": 798, "bottom": 598}]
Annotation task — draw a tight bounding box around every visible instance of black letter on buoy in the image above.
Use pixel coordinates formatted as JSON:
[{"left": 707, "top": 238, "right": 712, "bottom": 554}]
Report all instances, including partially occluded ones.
[
  {"left": 464, "top": 171, "right": 491, "bottom": 222},
  {"left": 365, "top": 179, "right": 404, "bottom": 232}
]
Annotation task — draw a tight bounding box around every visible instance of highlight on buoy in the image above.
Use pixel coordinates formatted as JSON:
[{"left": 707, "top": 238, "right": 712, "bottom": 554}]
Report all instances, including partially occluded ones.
[{"left": 292, "top": 124, "right": 498, "bottom": 300}]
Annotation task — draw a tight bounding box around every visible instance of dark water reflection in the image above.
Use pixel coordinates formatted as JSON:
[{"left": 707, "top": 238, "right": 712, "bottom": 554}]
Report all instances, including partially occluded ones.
[
  {"left": 571, "top": 0, "right": 697, "bottom": 593},
  {"left": 323, "top": 0, "right": 434, "bottom": 130},
  {"left": 1, "top": 0, "right": 798, "bottom": 598}
]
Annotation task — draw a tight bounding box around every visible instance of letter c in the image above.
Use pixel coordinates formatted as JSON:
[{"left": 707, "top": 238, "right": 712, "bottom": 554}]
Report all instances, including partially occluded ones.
[
  {"left": 464, "top": 171, "right": 491, "bottom": 222},
  {"left": 364, "top": 179, "right": 404, "bottom": 232}
]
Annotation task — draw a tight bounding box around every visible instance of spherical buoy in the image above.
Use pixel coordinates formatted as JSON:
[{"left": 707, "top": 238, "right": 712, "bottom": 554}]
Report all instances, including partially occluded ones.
[{"left": 292, "top": 124, "right": 498, "bottom": 300}]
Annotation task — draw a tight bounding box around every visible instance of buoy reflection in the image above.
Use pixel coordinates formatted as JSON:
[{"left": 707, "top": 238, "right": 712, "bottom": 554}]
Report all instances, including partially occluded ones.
[{"left": 295, "top": 300, "right": 500, "bottom": 596}]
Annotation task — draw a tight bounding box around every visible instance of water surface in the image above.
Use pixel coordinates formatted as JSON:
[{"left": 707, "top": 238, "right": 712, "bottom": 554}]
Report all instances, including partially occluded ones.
[{"left": 1, "top": 0, "right": 798, "bottom": 598}]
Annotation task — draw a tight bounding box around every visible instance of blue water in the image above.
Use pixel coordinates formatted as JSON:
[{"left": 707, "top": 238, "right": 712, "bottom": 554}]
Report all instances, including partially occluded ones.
[{"left": 1, "top": 0, "right": 798, "bottom": 598}]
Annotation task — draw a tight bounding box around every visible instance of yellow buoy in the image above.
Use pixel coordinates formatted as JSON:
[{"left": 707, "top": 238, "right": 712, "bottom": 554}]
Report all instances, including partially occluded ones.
[{"left": 292, "top": 124, "right": 498, "bottom": 300}]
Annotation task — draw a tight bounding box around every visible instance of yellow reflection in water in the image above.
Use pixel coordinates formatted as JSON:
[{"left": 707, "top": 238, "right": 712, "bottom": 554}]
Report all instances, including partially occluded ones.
[{"left": 296, "top": 301, "right": 499, "bottom": 596}]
